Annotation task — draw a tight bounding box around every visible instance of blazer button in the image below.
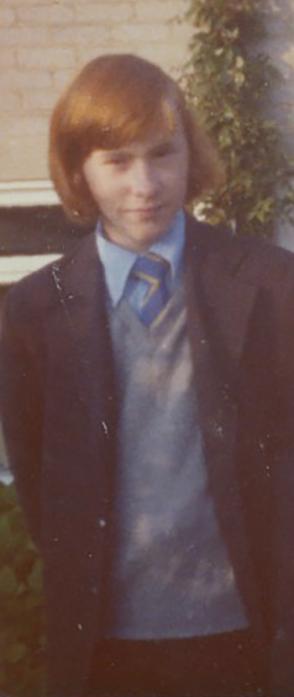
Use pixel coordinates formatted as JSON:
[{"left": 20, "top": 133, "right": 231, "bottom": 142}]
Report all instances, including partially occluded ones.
[{"left": 98, "top": 517, "right": 107, "bottom": 528}]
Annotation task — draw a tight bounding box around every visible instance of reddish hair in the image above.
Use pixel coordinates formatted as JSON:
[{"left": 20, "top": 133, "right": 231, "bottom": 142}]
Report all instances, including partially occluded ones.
[{"left": 49, "top": 53, "right": 224, "bottom": 225}]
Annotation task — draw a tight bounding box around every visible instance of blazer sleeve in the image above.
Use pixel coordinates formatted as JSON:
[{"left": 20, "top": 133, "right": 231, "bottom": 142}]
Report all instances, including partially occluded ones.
[
  {"left": 270, "top": 273, "right": 294, "bottom": 694},
  {"left": 0, "top": 288, "right": 43, "bottom": 548}
]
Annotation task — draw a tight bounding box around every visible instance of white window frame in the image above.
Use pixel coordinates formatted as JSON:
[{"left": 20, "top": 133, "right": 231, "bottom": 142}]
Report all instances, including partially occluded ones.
[{"left": 0, "top": 180, "right": 61, "bottom": 284}]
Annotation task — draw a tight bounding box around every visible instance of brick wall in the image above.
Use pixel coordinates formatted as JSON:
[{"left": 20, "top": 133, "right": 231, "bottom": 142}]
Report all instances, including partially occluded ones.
[
  {"left": 0, "top": 0, "right": 192, "bottom": 183},
  {"left": 1, "top": 1, "right": 292, "bottom": 195}
]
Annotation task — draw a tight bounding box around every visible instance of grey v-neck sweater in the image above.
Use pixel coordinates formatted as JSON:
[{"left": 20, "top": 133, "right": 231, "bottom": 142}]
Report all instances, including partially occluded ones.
[{"left": 107, "top": 286, "right": 248, "bottom": 639}]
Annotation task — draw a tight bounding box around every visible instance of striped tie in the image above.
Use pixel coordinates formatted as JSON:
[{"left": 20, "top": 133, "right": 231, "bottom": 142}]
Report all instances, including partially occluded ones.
[{"left": 125, "top": 252, "right": 171, "bottom": 326}]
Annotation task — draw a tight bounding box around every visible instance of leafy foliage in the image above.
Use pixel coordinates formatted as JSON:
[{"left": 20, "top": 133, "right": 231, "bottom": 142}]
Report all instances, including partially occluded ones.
[
  {"left": 0, "top": 483, "right": 46, "bottom": 697},
  {"left": 181, "top": 0, "right": 294, "bottom": 236}
]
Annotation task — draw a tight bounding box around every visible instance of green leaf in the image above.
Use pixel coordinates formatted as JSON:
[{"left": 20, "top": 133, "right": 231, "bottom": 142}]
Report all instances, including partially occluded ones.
[{"left": 0, "top": 485, "right": 45, "bottom": 696}]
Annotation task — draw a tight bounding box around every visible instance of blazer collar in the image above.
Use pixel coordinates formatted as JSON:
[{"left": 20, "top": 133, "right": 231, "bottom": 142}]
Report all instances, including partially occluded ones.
[{"left": 55, "top": 213, "right": 256, "bottom": 345}]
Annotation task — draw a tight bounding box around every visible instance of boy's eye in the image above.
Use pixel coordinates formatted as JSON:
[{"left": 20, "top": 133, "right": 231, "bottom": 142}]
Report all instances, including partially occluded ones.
[
  {"left": 106, "top": 157, "right": 124, "bottom": 165},
  {"left": 106, "top": 155, "right": 128, "bottom": 166},
  {"left": 152, "top": 145, "right": 174, "bottom": 158}
]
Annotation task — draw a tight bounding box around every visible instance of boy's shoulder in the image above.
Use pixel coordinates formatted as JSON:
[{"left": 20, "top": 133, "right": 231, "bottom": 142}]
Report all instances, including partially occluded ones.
[
  {"left": 187, "top": 214, "right": 294, "bottom": 290},
  {"left": 4, "top": 258, "right": 63, "bottom": 324},
  {"left": 3, "top": 232, "right": 97, "bottom": 320}
]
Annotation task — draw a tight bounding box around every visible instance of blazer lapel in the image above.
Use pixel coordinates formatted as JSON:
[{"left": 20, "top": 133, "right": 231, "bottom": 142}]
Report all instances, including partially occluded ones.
[
  {"left": 184, "top": 216, "right": 261, "bottom": 624},
  {"left": 50, "top": 232, "right": 118, "bottom": 450}
]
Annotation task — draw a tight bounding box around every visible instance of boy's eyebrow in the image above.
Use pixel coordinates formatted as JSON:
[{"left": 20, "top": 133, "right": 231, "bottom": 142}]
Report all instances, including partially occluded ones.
[
  {"left": 103, "top": 148, "right": 131, "bottom": 157},
  {"left": 149, "top": 139, "right": 176, "bottom": 152},
  {"left": 103, "top": 138, "right": 176, "bottom": 158}
]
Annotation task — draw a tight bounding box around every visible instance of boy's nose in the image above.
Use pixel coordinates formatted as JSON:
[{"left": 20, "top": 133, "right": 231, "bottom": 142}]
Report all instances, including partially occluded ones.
[{"left": 130, "top": 159, "right": 160, "bottom": 198}]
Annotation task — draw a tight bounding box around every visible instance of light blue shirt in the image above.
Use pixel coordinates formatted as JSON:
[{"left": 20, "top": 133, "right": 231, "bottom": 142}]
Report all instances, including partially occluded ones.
[{"left": 95, "top": 209, "right": 185, "bottom": 307}]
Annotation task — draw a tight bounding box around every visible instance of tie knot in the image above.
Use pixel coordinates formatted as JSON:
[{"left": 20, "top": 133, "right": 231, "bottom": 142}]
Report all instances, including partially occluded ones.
[{"left": 131, "top": 252, "right": 170, "bottom": 284}]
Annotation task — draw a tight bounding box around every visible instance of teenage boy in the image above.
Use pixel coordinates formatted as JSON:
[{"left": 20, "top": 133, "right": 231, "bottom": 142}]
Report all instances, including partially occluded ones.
[{"left": 1, "top": 54, "right": 294, "bottom": 697}]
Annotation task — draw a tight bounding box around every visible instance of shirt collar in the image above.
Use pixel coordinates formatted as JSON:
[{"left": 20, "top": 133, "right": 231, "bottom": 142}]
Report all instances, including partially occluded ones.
[{"left": 96, "top": 209, "right": 185, "bottom": 307}]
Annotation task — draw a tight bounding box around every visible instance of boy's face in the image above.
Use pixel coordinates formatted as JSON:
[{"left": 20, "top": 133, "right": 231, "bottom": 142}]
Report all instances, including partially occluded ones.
[{"left": 82, "top": 115, "right": 189, "bottom": 251}]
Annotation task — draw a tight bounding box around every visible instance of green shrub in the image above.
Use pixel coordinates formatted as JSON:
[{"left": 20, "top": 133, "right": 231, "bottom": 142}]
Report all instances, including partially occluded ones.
[
  {"left": 0, "top": 483, "right": 46, "bottom": 697},
  {"left": 181, "top": 0, "right": 294, "bottom": 237}
]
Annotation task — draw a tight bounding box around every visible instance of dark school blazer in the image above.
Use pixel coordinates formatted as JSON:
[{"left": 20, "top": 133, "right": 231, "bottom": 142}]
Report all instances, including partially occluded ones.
[{"left": 1, "top": 213, "right": 294, "bottom": 696}]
